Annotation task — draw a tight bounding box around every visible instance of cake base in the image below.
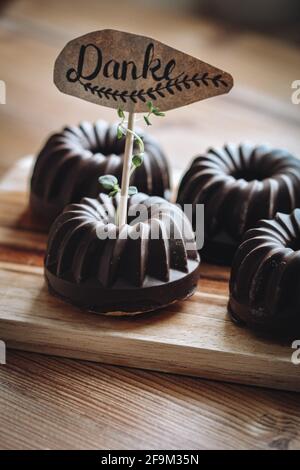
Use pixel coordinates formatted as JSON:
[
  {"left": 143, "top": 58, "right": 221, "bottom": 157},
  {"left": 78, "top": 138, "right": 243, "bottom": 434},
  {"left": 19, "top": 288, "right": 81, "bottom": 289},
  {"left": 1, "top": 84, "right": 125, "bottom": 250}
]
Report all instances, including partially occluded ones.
[{"left": 45, "top": 260, "right": 200, "bottom": 316}]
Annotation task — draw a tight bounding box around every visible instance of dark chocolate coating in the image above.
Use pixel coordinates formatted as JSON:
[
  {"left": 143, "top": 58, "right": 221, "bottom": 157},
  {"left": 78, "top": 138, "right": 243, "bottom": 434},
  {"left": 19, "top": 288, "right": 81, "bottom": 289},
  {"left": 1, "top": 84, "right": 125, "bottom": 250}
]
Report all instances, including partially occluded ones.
[
  {"left": 228, "top": 209, "right": 300, "bottom": 333},
  {"left": 45, "top": 193, "right": 200, "bottom": 315},
  {"left": 177, "top": 143, "right": 300, "bottom": 265},
  {"left": 30, "top": 121, "right": 171, "bottom": 228}
]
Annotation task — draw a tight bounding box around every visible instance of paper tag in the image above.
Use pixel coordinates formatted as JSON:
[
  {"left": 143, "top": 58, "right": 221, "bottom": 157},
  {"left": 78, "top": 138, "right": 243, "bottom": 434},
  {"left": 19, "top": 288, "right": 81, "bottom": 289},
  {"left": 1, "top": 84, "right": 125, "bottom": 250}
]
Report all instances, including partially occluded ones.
[{"left": 54, "top": 29, "right": 233, "bottom": 113}]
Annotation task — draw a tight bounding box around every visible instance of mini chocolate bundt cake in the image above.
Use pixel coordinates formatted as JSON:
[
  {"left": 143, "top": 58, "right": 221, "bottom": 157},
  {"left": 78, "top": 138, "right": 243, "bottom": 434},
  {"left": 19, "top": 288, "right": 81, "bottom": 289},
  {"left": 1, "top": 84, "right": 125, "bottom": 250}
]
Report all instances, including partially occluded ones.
[
  {"left": 45, "top": 193, "right": 200, "bottom": 315},
  {"left": 229, "top": 209, "right": 300, "bottom": 333},
  {"left": 177, "top": 143, "right": 300, "bottom": 265},
  {"left": 30, "top": 121, "right": 171, "bottom": 227}
]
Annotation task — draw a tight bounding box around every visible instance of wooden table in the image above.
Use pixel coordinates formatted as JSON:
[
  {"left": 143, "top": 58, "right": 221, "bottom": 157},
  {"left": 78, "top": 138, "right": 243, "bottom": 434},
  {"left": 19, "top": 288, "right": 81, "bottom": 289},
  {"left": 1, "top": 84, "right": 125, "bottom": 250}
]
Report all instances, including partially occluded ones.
[{"left": 1, "top": 0, "right": 300, "bottom": 450}]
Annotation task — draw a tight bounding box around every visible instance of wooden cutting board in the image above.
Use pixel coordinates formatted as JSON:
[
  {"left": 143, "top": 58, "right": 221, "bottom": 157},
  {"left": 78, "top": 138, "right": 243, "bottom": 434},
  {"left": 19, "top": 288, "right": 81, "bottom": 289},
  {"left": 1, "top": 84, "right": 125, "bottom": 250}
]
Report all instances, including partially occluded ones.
[{"left": 0, "top": 157, "right": 299, "bottom": 392}]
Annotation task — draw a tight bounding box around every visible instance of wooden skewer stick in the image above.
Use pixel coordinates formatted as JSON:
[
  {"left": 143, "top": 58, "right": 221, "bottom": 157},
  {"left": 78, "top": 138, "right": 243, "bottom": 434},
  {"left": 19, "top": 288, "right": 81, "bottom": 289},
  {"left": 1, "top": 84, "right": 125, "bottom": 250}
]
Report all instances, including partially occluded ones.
[{"left": 118, "top": 111, "right": 135, "bottom": 227}]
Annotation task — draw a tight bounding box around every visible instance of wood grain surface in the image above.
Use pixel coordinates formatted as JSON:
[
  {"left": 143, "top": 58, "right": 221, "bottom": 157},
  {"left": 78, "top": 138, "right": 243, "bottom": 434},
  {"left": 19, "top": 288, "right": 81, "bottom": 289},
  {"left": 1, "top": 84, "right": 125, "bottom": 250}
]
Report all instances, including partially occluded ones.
[
  {"left": 2, "top": 350, "right": 300, "bottom": 450},
  {"left": 1, "top": 0, "right": 300, "bottom": 450}
]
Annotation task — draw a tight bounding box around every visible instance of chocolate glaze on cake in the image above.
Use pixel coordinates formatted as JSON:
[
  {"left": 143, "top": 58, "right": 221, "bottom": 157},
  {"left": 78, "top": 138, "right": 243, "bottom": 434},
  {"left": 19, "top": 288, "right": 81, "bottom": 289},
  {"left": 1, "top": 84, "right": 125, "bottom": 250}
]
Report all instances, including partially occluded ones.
[
  {"left": 177, "top": 143, "right": 300, "bottom": 265},
  {"left": 31, "top": 121, "right": 171, "bottom": 227},
  {"left": 45, "top": 193, "right": 200, "bottom": 315},
  {"left": 228, "top": 209, "right": 300, "bottom": 333}
]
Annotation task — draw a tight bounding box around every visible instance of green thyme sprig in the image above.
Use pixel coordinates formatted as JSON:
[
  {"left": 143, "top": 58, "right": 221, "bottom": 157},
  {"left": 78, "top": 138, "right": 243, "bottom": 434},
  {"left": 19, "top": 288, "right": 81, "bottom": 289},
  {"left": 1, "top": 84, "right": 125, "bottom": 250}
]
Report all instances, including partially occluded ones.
[
  {"left": 143, "top": 101, "right": 165, "bottom": 126},
  {"left": 99, "top": 174, "right": 137, "bottom": 197},
  {"left": 99, "top": 101, "right": 165, "bottom": 201},
  {"left": 117, "top": 107, "right": 145, "bottom": 160}
]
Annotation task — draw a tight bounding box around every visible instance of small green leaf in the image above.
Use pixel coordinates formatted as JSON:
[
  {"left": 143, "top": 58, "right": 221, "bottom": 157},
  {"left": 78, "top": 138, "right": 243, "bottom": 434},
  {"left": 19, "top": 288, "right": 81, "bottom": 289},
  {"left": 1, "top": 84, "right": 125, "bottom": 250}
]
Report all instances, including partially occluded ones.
[
  {"left": 147, "top": 101, "right": 153, "bottom": 112},
  {"left": 117, "top": 107, "right": 125, "bottom": 119},
  {"left": 128, "top": 186, "right": 138, "bottom": 196},
  {"left": 132, "top": 154, "right": 143, "bottom": 167},
  {"left": 144, "top": 115, "right": 151, "bottom": 126},
  {"left": 117, "top": 125, "right": 123, "bottom": 140},
  {"left": 99, "top": 174, "right": 118, "bottom": 190},
  {"left": 153, "top": 110, "right": 165, "bottom": 117}
]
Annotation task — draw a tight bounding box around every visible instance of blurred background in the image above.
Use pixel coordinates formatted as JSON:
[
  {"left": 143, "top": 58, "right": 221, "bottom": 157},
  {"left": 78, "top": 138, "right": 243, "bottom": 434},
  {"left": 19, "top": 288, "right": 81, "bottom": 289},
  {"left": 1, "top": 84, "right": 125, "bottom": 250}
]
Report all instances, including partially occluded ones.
[{"left": 0, "top": 0, "right": 299, "bottom": 185}]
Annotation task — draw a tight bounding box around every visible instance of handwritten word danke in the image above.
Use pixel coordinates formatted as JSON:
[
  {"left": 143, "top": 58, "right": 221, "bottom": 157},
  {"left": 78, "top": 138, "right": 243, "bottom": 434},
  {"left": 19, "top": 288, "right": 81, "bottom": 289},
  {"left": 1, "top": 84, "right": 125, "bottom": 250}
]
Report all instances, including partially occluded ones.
[
  {"left": 67, "top": 42, "right": 181, "bottom": 84},
  {"left": 55, "top": 29, "right": 233, "bottom": 112}
]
